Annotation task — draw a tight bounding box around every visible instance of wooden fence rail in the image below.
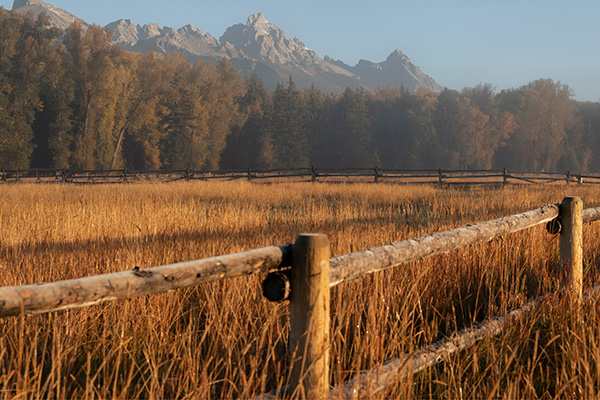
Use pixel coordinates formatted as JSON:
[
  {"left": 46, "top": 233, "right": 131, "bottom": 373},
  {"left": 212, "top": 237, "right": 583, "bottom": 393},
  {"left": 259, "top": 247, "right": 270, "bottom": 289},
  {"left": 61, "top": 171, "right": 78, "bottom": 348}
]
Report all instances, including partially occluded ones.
[
  {"left": 1, "top": 197, "right": 600, "bottom": 398},
  {"left": 3, "top": 167, "right": 600, "bottom": 186},
  {"left": 0, "top": 245, "right": 290, "bottom": 317},
  {"left": 328, "top": 203, "right": 560, "bottom": 287}
]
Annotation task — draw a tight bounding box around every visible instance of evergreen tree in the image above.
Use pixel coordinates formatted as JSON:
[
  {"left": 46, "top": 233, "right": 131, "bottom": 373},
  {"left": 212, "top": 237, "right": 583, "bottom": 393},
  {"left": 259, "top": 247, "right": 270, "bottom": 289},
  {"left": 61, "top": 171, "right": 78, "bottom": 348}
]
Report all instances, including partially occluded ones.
[
  {"left": 369, "top": 87, "right": 416, "bottom": 168},
  {"left": 221, "top": 71, "right": 274, "bottom": 169},
  {"left": 303, "top": 84, "right": 329, "bottom": 167},
  {"left": 432, "top": 89, "right": 468, "bottom": 169},
  {"left": 271, "top": 76, "right": 308, "bottom": 168},
  {"left": 34, "top": 45, "right": 75, "bottom": 168},
  {"left": 333, "top": 87, "right": 378, "bottom": 168},
  {"left": 160, "top": 62, "right": 209, "bottom": 169}
]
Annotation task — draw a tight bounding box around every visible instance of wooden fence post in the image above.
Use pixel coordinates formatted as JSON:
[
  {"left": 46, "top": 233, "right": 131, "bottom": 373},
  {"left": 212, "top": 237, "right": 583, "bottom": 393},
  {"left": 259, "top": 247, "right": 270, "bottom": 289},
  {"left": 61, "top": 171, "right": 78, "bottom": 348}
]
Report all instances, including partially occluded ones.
[
  {"left": 311, "top": 166, "right": 317, "bottom": 183},
  {"left": 566, "top": 171, "right": 571, "bottom": 185},
  {"left": 374, "top": 166, "right": 379, "bottom": 183},
  {"left": 438, "top": 168, "right": 443, "bottom": 188},
  {"left": 503, "top": 168, "right": 508, "bottom": 186},
  {"left": 289, "top": 234, "right": 330, "bottom": 399},
  {"left": 559, "top": 196, "right": 583, "bottom": 301}
]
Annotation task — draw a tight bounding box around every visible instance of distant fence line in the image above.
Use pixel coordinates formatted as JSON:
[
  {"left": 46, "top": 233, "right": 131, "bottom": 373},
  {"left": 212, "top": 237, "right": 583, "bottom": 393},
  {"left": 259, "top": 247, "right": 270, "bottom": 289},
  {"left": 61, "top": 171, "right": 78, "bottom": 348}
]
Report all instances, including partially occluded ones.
[
  {"left": 1, "top": 167, "right": 599, "bottom": 186},
  {"left": 0, "top": 195, "right": 599, "bottom": 398}
]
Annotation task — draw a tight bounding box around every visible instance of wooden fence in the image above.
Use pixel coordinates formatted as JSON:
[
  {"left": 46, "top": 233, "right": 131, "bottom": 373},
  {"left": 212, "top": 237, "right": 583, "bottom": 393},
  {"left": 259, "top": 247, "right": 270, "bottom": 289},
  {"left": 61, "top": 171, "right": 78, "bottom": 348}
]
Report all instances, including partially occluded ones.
[
  {"left": 0, "top": 196, "right": 599, "bottom": 399},
  {"left": 2, "top": 167, "right": 600, "bottom": 186}
]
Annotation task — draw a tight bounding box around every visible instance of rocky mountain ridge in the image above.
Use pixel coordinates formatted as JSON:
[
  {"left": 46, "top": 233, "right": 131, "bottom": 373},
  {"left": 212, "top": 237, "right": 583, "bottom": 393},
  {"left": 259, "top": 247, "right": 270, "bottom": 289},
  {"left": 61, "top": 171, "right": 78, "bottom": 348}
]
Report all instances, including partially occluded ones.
[
  {"left": 12, "top": 0, "right": 85, "bottom": 30},
  {"left": 12, "top": 0, "right": 444, "bottom": 94}
]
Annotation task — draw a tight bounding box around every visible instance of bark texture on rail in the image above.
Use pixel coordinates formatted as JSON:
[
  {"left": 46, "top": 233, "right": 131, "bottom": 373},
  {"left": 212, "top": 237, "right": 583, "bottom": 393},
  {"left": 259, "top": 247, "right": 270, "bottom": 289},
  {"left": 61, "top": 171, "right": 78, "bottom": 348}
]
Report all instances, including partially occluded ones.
[
  {"left": 0, "top": 245, "right": 291, "bottom": 317},
  {"left": 583, "top": 206, "right": 600, "bottom": 223},
  {"left": 329, "top": 204, "right": 559, "bottom": 287},
  {"left": 334, "top": 294, "right": 551, "bottom": 399}
]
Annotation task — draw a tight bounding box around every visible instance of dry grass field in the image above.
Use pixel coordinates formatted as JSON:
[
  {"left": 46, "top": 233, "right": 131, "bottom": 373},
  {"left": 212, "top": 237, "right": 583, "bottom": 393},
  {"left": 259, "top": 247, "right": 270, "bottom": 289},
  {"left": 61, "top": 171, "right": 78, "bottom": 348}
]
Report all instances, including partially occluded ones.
[{"left": 1, "top": 181, "right": 600, "bottom": 399}]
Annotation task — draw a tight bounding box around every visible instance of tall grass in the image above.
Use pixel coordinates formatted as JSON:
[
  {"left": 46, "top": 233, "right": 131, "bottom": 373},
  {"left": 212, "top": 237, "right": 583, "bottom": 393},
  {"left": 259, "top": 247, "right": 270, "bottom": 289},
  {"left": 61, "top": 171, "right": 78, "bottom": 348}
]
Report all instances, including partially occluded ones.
[{"left": 0, "top": 182, "right": 600, "bottom": 398}]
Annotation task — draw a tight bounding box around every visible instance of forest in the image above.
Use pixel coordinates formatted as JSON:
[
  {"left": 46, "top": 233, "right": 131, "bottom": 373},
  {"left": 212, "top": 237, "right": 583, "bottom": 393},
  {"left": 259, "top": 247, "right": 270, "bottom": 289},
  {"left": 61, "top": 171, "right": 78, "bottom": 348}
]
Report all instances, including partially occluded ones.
[{"left": 1, "top": 8, "right": 600, "bottom": 172}]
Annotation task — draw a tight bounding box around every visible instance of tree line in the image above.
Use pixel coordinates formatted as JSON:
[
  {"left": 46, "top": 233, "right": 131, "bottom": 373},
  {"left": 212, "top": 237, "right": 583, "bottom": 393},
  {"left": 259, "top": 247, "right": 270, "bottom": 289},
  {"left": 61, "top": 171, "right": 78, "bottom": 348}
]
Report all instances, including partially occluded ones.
[{"left": 2, "top": 8, "right": 600, "bottom": 172}]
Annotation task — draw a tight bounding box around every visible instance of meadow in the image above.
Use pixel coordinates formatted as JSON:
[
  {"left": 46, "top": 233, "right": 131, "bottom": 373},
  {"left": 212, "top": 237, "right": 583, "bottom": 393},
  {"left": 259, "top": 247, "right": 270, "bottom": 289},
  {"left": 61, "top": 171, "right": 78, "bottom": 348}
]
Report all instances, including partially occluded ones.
[{"left": 1, "top": 181, "right": 600, "bottom": 399}]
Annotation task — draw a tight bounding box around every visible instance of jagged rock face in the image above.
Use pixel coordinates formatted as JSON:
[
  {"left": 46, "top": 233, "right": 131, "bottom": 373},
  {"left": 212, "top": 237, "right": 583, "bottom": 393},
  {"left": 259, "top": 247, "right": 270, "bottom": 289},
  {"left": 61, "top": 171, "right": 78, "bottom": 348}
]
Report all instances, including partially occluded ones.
[
  {"left": 12, "top": 1, "right": 444, "bottom": 94},
  {"left": 12, "top": 0, "right": 86, "bottom": 31},
  {"left": 105, "top": 19, "right": 139, "bottom": 45},
  {"left": 220, "top": 13, "right": 320, "bottom": 66},
  {"left": 104, "top": 19, "right": 232, "bottom": 59},
  {"left": 350, "top": 50, "right": 444, "bottom": 92}
]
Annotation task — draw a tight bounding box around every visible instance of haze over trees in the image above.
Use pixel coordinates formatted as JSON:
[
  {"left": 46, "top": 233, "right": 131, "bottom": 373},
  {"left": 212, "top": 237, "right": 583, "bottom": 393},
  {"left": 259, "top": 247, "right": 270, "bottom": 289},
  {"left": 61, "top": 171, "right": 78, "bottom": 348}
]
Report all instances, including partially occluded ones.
[{"left": 1, "top": 9, "right": 600, "bottom": 172}]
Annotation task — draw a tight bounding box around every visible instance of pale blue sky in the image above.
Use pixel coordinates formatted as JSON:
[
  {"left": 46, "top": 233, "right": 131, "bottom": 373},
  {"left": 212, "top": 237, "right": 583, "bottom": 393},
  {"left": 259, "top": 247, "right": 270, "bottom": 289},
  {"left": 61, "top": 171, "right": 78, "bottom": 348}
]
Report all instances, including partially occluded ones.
[{"left": 2, "top": 0, "right": 599, "bottom": 101}]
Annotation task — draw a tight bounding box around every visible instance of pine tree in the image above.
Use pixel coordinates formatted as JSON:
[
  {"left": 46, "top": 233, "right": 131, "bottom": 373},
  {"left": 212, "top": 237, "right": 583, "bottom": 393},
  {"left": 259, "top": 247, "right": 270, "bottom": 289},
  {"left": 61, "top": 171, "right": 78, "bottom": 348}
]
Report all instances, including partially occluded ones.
[
  {"left": 333, "top": 87, "right": 377, "bottom": 168},
  {"left": 303, "top": 84, "right": 330, "bottom": 167},
  {"left": 271, "top": 76, "right": 308, "bottom": 168},
  {"left": 221, "top": 71, "right": 274, "bottom": 169}
]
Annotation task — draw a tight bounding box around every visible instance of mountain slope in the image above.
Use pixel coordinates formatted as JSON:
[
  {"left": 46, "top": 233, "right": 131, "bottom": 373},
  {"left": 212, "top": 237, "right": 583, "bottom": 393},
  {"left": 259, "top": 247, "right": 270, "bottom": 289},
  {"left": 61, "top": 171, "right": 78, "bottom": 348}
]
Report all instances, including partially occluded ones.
[
  {"left": 12, "top": 0, "right": 86, "bottom": 30},
  {"left": 12, "top": 0, "right": 444, "bottom": 93}
]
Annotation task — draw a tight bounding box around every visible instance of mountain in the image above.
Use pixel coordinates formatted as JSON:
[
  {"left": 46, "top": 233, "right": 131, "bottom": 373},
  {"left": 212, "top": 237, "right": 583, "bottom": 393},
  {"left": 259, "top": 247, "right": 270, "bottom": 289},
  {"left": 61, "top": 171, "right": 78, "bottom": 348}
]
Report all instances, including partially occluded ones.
[
  {"left": 329, "top": 50, "right": 443, "bottom": 93},
  {"left": 104, "top": 19, "right": 238, "bottom": 60},
  {"left": 12, "top": 0, "right": 86, "bottom": 30},
  {"left": 12, "top": 0, "right": 444, "bottom": 93}
]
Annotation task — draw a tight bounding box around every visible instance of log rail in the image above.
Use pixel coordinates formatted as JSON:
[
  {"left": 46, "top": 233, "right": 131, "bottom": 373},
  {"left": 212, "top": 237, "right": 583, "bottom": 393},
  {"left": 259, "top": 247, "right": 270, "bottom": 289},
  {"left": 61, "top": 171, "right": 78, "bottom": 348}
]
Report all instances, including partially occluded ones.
[
  {"left": 1, "top": 198, "right": 600, "bottom": 398},
  {"left": 0, "top": 246, "right": 291, "bottom": 317}
]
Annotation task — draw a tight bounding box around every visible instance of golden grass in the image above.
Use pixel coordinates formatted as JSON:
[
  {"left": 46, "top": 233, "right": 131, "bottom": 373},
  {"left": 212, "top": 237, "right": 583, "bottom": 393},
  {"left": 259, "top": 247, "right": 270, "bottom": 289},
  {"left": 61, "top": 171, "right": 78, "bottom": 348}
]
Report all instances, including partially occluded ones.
[{"left": 1, "top": 181, "right": 600, "bottom": 399}]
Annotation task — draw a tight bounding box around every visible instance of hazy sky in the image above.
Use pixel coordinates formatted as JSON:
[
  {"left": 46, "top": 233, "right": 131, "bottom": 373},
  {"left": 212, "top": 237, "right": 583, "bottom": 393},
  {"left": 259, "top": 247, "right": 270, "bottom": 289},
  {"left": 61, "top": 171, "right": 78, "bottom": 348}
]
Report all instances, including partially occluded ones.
[{"left": 2, "top": 0, "right": 599, "bottom": 101}]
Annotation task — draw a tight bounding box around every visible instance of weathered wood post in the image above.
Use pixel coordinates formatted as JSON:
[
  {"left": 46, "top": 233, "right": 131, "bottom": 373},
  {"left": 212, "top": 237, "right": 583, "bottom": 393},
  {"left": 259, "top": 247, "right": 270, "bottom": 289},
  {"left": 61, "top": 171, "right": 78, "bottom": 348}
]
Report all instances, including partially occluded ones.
[
  {"left": 566, "top": 171, "right": 571, "bottom": 185},
  {"left": 374, "top": 166, "right": 379, "bottom": 183},
  {"left": 503, "top": 168, "right": 508, "bottom": 186},
  {"left": 289, "top": 234, "right": 330, "bottom": 399},
  {"left": 577, "top": 174, "right": 584, "bottom": 185},
  {"left": 311, "top": 166, "right": 317, "bottom": 183},
  {"left": 438, "top": 168, "right": 444, "bottom": 188},
  {"left": 559, "top": 196, "right": 583, "bottom": 301},
  {"left": 247, "top": 168, "right": 252, "bottom": 182}
]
